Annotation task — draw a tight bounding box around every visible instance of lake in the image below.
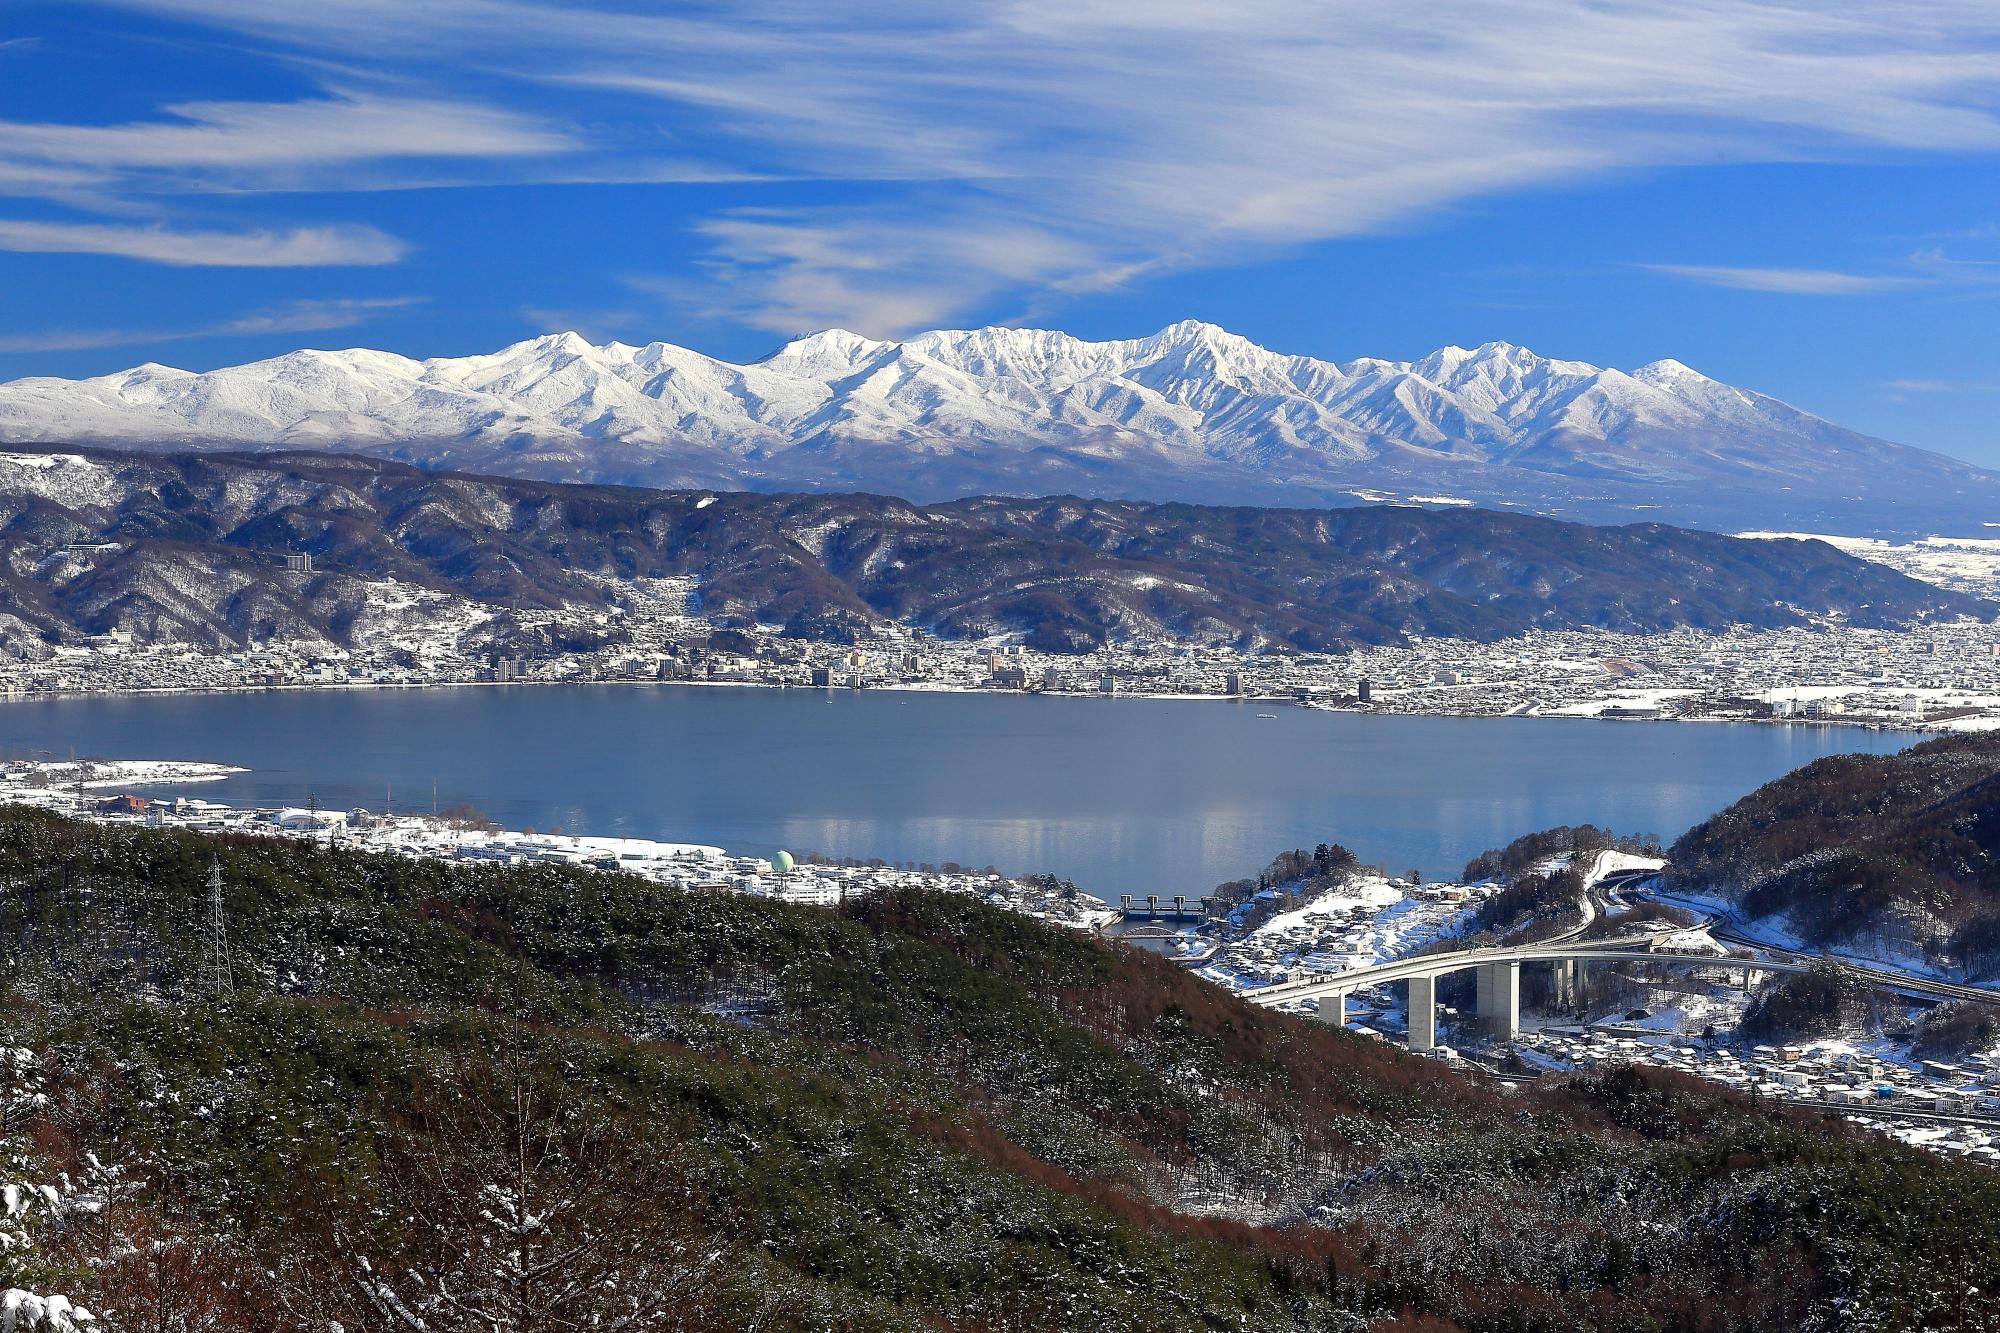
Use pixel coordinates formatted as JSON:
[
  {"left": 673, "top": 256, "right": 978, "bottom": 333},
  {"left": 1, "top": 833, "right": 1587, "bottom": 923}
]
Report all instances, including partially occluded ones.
[{"left": 0, "top": 685, "right": 1928, "bottom": 897}]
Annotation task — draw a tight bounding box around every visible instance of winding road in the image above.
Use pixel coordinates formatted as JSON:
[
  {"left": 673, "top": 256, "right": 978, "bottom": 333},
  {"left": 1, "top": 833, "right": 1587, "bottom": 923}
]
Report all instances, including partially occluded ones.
[
  {"left": 1243, "top": 858, "right": 1999, "bottom": 1019},
  {"left": 1627, "top": 877, "right": 2000, "bottom": 1007}
]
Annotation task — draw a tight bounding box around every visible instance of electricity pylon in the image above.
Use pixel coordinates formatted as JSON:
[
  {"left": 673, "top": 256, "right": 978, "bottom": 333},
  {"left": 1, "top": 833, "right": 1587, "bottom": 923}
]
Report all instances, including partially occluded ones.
[{"left": 199, "top": 857, "right": 233, "bottom": 996}]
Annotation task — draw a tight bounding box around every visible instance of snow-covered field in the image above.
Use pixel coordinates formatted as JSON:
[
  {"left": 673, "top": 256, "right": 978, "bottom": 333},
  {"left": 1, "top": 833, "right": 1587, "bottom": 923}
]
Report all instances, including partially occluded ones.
[
  {"left": 1541, "top": 687, "right": 1703, "bottom": 718},
  {"left": 1740, "top": 530, "right": 2000, "bottom": 600},
  {"left": 3, "top": 759, "right": 244, "bottom": 788}
]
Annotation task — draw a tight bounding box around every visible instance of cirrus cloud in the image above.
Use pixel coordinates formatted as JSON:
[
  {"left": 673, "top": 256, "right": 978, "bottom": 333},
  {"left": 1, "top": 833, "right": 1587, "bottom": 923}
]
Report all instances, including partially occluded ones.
[
  {"left": 0, "top": 296, "right": 423, "bottom": 353},
  {"left": 0, "top": 219, "right": 409, "bottom": 266},
  {"left": 1639, "top": 264, "right": 1928, "bottom": 295},
  {"left": 44, "top": 0, "right": 2000, "bottom": 324}
]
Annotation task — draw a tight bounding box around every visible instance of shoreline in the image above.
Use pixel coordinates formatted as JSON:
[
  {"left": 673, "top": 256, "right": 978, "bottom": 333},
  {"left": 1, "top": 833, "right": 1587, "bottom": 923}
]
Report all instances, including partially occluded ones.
[
  {"left": 0, "top": 764, "right": 1121, "bottom": 935},
  {"left": 0, "top": 672, "right": 1952, "bottom": 736}
]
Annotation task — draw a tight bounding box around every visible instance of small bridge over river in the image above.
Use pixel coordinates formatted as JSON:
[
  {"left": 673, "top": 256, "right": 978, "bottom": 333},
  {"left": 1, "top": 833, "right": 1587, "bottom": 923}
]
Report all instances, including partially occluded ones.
[{"left": 1117, "top": 893, "right": 1219, "bottom": 921}]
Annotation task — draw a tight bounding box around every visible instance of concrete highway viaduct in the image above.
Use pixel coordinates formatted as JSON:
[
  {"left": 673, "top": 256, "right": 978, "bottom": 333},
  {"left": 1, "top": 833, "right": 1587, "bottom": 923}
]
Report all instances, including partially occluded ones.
[{"left": 1242, "top": 936, "right": 1960, "bottom": 1052}]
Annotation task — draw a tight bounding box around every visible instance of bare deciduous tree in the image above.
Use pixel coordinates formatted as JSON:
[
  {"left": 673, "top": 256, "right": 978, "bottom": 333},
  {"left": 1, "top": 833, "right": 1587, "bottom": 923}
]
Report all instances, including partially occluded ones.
[{"left": 335, "top": 1051, "right": 727, "bottom": 1333}]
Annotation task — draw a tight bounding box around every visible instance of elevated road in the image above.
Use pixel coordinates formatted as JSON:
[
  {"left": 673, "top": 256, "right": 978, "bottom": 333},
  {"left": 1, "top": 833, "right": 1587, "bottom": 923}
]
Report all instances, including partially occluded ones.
[
  {"left": 1243, "top": 932, "right": 1666, "bottom": 1009},
  {"left": 1791, "top": 1100, "right": 2000, "bottom": 1131},
  {"left": 1243, "top": 861, "right": 1998, "bottom": 1051},
  {"left": 1250, "top": 853, "right": 1659, "bottom": 1010}
]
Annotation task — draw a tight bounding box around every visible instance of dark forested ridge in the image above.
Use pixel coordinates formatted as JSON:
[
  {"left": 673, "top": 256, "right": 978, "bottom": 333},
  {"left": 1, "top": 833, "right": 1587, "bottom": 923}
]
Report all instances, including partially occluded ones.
[
  {"left": 0, "top": 808, "right": 1996, "bottom": 1330},
  {"left": 0, "top": 444, "right": 1985, "bottom": 653},
  {"left": 1669, "top": 732, "right": 2000, "bottom": 976}
]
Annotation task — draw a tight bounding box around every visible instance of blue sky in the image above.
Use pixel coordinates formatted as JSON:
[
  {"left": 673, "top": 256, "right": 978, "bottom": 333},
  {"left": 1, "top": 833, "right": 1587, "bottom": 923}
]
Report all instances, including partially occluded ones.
[{"left": 3, "top": 1, "right": 1999, "bottom": 460}]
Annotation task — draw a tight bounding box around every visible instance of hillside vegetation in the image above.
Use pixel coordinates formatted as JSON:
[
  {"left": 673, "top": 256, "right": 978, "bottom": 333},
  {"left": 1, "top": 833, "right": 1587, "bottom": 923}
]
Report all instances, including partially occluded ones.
[
  {"left": 1457, "top": 825, "right": 1664, "bottom": 945},
  {"left": 1668, "top": 732, "right": 2000, "bottom": 975},
  {"left": 0, "top": 446, "right": 1984, "bottom": 654},
  {"left": 0, "top": 809, "right": 1994, "bottom": 1329}
]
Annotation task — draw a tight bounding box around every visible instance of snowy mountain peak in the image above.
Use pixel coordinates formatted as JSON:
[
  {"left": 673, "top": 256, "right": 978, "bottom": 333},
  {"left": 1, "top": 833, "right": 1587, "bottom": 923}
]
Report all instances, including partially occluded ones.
[
  {"left": 759, "top": 328, "right": 895, "bottom": 373},
  {"left": 1631, "top": 357, "right": 1715, "bottom": 386},
  {"left": 0, "top": 320, "right": 1983, "bottom": 531},
  {"left": 1146, "top": 318, "right": 1245, "bottom": 346},
  {"left": 485, "top": 330, "right": 602, "bottom": 365},
  {"left": 1466, "top": 339, "right": 1536, "bottom": 359}
]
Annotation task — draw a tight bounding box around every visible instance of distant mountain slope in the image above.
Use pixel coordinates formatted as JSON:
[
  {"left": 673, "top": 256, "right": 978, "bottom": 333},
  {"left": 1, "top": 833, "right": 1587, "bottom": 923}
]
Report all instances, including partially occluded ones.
[
  {"left": 2, "top": 322, "right": 1993, "bottom": 534},
  {"left": 0, "top": 445, "right": 1983, "bottom": 654},
  {"left": 1669, "top": 733, "right": 2000, "bottom": 976}
]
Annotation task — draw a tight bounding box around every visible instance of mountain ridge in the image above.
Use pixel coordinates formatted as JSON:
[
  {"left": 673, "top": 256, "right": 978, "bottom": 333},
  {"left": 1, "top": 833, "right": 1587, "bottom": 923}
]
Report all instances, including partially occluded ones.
[
  {"left": 0, "top": 444, "right": 1982, "bottom": 656},
  {"left": 1, "top": 321, "right": 1993, "bottom": 534}
]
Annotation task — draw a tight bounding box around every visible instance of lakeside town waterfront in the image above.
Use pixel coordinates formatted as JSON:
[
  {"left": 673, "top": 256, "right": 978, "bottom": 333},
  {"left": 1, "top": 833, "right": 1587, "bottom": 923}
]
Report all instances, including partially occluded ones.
[{"left": 18, "top": 573, "right": 2000, "bottom": 729}]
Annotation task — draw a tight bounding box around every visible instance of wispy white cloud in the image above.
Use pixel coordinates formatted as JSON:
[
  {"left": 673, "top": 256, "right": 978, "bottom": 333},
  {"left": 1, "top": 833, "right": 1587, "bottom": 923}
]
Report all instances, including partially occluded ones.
[
  {"left": 0, "top": 89, "right": 567, "bottom": 267},
  {"left": 57, "top": 0, "right": 2000, "bottom": 323},
  {"left": 216, "top": 296, "right": 423, "bottom": 334},
  {"left": 655, "top": 206, "right": 1101, "bottom": 335},
  {"left": 0, "top": 93, "right": 571, "bottom": 193},
  {"left": 1640, "top": 264, "right": 1926, "bottom": 295},
  {"left": 1644, "top": 235, "right": 2000, "bottom": 298},
  {"left": 1906, "top": 243, "right": 2000, "bottom": 275},
  {"left": 0, "top": 219, "right": 408, "bottom": 266},
  {"left": 1883, "top": 376, "right": 2000, "bottom": 393},
  {"left": 0, "top": 296, "right": 422, "bottom": 353}
]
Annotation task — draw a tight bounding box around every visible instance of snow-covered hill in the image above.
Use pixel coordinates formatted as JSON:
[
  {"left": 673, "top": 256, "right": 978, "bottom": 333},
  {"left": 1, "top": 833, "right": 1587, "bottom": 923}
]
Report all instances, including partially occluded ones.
[{"left": 2, "top": 321, "right": 1992, "bottom": 533}]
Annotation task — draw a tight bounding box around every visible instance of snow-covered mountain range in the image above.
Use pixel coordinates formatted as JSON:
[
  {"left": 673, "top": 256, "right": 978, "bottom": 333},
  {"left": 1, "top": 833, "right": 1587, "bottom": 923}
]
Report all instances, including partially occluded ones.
[{"left": 1, "top": 320, "right": 1992, "bottom": 533}]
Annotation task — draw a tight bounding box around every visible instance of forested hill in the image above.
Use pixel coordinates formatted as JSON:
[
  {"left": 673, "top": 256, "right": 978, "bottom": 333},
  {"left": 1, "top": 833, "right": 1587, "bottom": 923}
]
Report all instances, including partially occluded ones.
[
  {"left": 1669, "top": 732, "right": 2000, "bottom": 975},
  {"left": 0, "top": 808, "right": 1996, "bottom": 1329},
  {"left": 0, "top": 444, "right": 1986, "bottom": 653}
]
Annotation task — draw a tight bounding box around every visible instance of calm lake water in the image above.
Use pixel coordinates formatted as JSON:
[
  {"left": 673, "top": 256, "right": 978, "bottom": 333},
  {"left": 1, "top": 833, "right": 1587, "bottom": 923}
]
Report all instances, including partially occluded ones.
[{"left": 0, "top": 685, "right": 1929, "bottom": 897}]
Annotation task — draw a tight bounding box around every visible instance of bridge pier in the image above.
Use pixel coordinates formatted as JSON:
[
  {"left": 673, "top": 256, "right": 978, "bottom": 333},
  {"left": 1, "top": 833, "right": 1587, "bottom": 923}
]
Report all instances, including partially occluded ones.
[
  {"left": 1313, "top": 992, "right": 1346, "bottom": 1027},
  {"left": 1553, "top": 959, "right": 1580, "bottom": 1009},
  {"left": 1407, "top": 975, "right": 1436, "bottom": 1051},
  {"left": 1476, "top": 961, "right": 1520, "bottom": 1039}
]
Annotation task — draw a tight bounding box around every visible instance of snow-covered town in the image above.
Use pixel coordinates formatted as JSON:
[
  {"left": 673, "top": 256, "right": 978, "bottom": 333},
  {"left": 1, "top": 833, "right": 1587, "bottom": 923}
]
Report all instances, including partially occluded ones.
[
  {"left": 1514, "top": 1029, "right": 2000, "bottom": 1163},
  {"left": 11, "top": 569, "right": 2000, "bottom": 734}
]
